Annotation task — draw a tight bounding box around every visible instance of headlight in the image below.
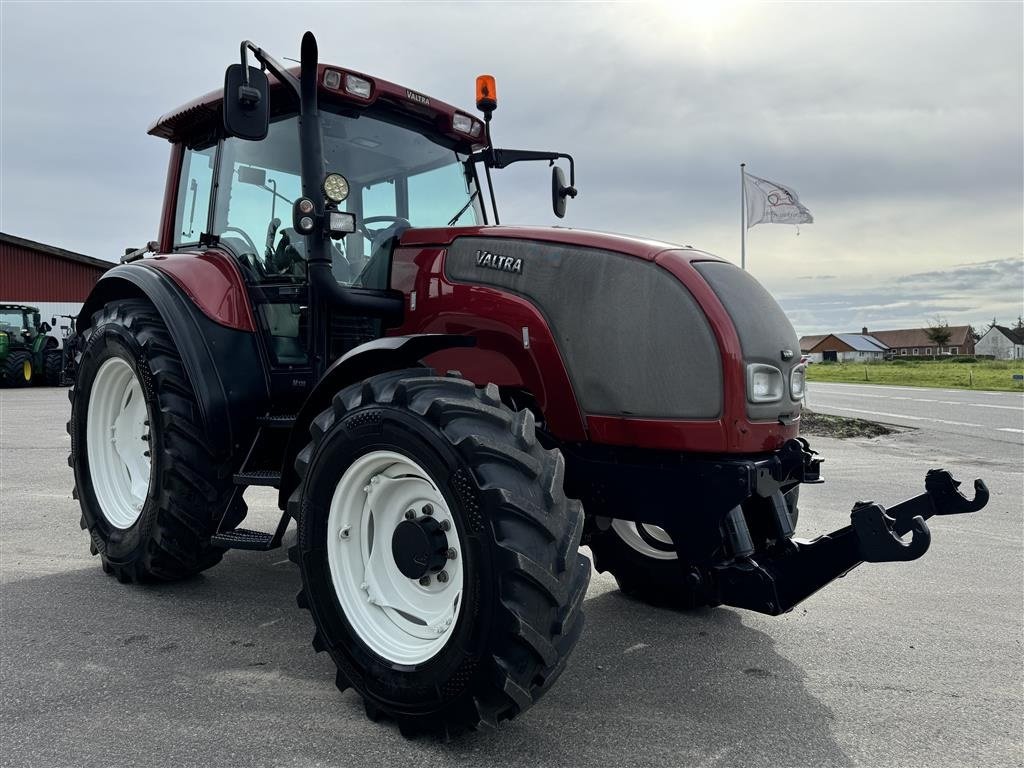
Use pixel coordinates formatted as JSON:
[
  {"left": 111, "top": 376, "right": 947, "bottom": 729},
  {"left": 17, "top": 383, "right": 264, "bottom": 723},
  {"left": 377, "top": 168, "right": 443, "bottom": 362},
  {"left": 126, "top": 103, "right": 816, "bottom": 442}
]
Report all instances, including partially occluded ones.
[
  {"left": 746, "top": 363, "right": 784, "bottom": 403},
  {"left": 790, "top": 365, "right": 806, "bottom": 400}
]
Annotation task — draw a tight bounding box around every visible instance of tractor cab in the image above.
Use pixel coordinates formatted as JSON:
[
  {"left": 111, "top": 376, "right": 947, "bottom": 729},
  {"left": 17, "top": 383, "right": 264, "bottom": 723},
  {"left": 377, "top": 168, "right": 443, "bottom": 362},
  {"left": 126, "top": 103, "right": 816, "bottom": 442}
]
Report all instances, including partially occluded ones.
[
  {"left": 0, "top": 305, "right": 42, "bottom": 340},
  {"left": 170, "top": 90, "right": 485, "bottom": 286},
  {"left": 150, "top": 47, "right": 572, "bottom": 402}
]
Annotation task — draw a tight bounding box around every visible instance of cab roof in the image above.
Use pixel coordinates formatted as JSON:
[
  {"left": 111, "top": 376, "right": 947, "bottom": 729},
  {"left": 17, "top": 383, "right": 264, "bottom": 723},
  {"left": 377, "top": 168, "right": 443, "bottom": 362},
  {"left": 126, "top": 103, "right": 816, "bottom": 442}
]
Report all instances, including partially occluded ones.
[{"left": 148, "top": 64, "right": 486, "bottom": 151}]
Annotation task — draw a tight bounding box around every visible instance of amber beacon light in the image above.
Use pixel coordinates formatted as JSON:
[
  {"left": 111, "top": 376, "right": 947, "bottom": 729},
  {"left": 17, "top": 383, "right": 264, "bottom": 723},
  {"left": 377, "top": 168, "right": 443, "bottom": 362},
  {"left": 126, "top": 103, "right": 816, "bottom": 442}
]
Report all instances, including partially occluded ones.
[{"left": 476, "top": 74, "right": 497, "bottom": 115}]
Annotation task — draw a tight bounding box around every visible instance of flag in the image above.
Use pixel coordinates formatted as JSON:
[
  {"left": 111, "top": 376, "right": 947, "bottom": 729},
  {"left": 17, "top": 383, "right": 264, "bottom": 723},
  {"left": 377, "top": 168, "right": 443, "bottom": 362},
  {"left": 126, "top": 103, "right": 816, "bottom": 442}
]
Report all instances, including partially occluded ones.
[{"left": 744, "top": 172, "right": 814, "bottom": 228}]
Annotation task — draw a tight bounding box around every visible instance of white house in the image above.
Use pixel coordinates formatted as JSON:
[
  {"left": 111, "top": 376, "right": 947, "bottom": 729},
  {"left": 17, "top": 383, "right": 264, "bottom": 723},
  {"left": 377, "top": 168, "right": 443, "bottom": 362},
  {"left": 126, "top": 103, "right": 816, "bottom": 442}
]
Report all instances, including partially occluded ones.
[
  {"left": 798, "top": 333, "right": 889, "bottom": 363},
  {"left": 975, "top": 326, "right": 1024, "bottom": 360}
]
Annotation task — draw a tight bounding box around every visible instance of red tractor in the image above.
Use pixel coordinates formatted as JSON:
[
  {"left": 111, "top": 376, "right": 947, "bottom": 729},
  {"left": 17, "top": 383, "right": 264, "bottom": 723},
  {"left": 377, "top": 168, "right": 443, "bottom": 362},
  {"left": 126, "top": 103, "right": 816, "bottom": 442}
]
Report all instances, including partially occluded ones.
[{"left": 69, "top": 33, "right": 988, "bottom": 737}]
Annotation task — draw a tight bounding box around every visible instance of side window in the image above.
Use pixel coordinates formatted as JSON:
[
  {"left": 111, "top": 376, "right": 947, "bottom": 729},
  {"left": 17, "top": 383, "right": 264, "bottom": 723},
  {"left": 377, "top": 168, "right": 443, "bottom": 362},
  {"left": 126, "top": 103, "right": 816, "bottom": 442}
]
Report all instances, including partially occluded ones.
[{"left": 174, "top": 146, "right": 215, "bottom": 247}]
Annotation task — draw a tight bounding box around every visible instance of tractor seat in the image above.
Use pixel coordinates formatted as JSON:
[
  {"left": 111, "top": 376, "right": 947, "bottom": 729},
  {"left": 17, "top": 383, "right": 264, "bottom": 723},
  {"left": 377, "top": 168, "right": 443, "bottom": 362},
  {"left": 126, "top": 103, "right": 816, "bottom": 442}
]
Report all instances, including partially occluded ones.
[{"left": 275, "top": 228, "right": 353, "bottom": 282}]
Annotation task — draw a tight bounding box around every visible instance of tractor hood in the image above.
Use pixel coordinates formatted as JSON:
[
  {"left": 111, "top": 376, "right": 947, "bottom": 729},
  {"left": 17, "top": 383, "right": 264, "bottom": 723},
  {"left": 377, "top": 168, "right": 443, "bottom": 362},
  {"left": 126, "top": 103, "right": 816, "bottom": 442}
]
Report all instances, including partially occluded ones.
[
  {"left": 427, "top": 225, "right": 803, "bottom": 431},
  {"left": 399, "top": 225, "right": 705, "bottom": 263}
]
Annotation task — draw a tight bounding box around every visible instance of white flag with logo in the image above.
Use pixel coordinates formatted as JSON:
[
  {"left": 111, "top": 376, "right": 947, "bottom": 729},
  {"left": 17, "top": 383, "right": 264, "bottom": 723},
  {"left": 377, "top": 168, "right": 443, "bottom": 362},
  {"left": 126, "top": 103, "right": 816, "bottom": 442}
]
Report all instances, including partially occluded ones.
[{"left": 744, "top": 172, "right": 814, "bottom": 228}]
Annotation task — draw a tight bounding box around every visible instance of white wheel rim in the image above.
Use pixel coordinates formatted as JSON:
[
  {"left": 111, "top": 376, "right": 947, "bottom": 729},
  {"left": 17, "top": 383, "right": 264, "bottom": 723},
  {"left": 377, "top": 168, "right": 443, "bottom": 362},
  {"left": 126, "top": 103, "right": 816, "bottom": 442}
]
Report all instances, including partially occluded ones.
[
  {"left": 327, "top": 450, "right": 464, "bottom": 665},
  {"left": 611, "top": 519, "right": 678, "bottom": 561},
  {"left": 86, "top": 357, "right": 151, "bottom": 529}
]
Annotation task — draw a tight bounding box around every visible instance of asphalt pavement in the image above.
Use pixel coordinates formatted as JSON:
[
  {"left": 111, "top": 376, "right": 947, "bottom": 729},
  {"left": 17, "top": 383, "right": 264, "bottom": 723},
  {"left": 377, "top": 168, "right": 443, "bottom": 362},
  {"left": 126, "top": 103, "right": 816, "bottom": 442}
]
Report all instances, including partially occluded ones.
[
  {"left": 2, "top": 387, "right": 1021, "bottom": 768},
  {"left": 808, "top": 381, "right": 1024, "bottom": 458}
]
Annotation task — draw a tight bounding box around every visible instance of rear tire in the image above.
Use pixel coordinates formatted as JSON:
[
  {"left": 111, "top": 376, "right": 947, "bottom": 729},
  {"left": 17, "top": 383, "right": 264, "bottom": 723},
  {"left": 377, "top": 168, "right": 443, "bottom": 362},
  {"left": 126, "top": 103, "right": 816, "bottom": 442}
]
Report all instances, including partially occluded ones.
[
  {"left": 289, "top": 368, "right": 590, "bottom": 737},
  {"left": 69, "top": 299, "right": 243, "bottom": 582},
  {"left": 3, "top": 351, "right": 33, "bottom": 387},
  {"left": 44, "top": 350, "right": 62, "bottom": 386}
]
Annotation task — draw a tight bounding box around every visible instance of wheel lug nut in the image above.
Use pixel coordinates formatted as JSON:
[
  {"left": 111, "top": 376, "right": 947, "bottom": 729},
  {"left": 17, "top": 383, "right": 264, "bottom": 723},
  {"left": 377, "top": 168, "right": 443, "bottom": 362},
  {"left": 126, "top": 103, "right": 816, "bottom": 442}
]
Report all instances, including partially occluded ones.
[
  {"left": 419, "top": 576, "right": 431, "bottom": 587},
  {"left": 339, "top": 526, "right": 350, "bottom": 540},
  {"left": 422, "top": 504, "right": 433, "bottom": 516},
  {"left": 440, "top": 520, "right": 451, "bottom": 532},
  {"left": 404, "top": 510, "right": 415, "bottom": 520},
  {"left": 446, "top": 548, "right": 457, "bottom": 560},
  {"left": 437, "top": 571, "right": 449, "bottom": 583}
]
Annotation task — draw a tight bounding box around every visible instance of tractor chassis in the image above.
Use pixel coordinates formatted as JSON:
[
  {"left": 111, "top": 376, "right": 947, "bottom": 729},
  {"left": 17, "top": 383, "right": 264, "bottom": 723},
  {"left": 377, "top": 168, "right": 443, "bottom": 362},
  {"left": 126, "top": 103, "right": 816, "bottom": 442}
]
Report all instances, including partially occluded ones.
[{"left": 568, "top": 438, "right": 988, "bottom": 616}]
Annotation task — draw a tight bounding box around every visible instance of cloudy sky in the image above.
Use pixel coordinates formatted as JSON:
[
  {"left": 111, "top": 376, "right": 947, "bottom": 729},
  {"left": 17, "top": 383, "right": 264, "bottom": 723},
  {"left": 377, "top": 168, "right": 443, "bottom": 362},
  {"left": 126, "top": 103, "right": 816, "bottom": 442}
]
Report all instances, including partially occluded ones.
[{"left": 2, "top": 1, "right": 1021, "bottom": 335}]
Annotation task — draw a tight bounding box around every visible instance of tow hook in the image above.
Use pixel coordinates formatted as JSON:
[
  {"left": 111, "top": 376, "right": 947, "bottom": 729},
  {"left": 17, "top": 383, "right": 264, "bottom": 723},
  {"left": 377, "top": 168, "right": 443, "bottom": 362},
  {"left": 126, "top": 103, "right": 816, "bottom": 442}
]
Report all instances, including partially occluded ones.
[
  {"left": 852, "top": 470, "right": 989, "bottom": 563},
  {"left": 711, "top": 469, "right": 990, "bottom": 615}
]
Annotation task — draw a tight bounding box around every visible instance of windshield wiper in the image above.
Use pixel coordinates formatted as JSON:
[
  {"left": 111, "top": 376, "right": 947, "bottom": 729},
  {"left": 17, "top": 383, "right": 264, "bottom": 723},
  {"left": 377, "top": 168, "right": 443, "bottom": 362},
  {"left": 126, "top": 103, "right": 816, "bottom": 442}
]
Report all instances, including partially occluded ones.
[{"left": 447, "top": 189, "right": 480, "bottom": 226}]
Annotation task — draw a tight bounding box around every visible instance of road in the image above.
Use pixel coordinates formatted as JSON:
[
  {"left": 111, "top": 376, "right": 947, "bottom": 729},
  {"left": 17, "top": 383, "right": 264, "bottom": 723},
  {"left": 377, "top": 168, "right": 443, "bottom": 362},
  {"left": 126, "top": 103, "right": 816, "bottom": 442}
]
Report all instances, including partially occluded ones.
[
  {"left": 1, "top": 387, "right": 1021, "bottom": 768},
  {"left": 808, "top": 381, "right": 1024, "bottom": 457}
]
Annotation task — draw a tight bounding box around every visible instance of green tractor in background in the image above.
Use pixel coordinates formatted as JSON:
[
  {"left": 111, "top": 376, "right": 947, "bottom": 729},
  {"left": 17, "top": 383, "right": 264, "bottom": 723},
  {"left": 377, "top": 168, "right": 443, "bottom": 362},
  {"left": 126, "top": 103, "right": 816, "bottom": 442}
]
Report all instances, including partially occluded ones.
[{"left": 0, "top": 304, "right": 62, "bottom": 387}]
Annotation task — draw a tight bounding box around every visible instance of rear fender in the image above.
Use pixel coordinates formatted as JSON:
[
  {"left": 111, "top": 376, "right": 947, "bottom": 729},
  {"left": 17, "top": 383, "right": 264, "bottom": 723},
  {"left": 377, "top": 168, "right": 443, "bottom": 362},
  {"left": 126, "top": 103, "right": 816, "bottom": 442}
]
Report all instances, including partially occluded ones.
[
  {"left": 78, "top": 264, "right": 268, "bottom": 460},
  {"left": 278, "top": 334, "right": 475, "bottom": 508}
]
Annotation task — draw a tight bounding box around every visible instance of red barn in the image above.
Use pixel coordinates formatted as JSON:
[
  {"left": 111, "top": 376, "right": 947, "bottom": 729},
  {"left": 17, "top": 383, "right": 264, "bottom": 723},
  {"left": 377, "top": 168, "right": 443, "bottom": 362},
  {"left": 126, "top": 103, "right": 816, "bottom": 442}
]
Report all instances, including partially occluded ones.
[{"left": 0, "top": 232, "right": 112, "bottom": 335}]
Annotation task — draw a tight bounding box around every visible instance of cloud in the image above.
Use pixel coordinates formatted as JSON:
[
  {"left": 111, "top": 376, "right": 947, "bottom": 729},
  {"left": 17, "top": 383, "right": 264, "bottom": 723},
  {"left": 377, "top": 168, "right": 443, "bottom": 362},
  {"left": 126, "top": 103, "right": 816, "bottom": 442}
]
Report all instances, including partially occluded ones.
[
  {"left": 0, "top": 2, "right": 1020, "bottom": 336},
  {"left": 777, "top": 256, "right": 1023, "bottom": 334}
]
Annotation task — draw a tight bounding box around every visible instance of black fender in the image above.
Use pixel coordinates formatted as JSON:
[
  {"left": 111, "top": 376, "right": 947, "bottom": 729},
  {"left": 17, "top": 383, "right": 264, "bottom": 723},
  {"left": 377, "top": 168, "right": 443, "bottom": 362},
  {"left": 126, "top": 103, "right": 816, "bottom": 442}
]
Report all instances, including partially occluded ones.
[
  {"left": 78, "top": 264, "right": 268, "bottom": 460},
  {"left": 278, "top": 333, "right": 476, "bottom": 507}
]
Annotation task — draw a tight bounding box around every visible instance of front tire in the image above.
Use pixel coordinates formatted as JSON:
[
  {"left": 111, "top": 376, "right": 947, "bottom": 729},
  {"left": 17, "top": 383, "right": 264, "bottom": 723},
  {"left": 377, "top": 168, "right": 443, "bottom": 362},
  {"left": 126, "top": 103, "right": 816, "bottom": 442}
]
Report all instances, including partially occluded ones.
[
  {"left": 289, "top": 368, "right": 590, "bottom": 737},
  {"left": 3, "top": 350, "right": 33, "bottom": 387},
  {"left": 69, "top": 299, "right": 241, "bottom": 582}
]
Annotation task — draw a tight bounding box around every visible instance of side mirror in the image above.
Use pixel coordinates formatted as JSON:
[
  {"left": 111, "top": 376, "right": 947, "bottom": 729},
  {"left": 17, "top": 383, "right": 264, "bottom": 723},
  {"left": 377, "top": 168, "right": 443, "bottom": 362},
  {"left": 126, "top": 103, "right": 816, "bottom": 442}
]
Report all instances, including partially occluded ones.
[
  {"left": 223, "top": 64, "right": 270, "bottom": 141},
  {"left": 40, "top": 322, "right": 52, "bottom": 334},
  {"left": 51, "top": 316, "right": 57, "bottom": 326},
  {"left": 552, "top": 165, "right": 576, "bottom": 219},
  {"left": 238, "top": 166, "right": 267, "bottom": 186}
]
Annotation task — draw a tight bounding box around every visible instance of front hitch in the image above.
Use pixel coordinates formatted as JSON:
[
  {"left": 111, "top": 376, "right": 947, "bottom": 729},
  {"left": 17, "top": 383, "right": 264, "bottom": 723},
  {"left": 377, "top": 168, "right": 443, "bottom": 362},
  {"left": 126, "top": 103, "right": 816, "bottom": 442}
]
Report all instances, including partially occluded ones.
[{"left": 711, "top": 469, "right": 989, "bottom": 615}]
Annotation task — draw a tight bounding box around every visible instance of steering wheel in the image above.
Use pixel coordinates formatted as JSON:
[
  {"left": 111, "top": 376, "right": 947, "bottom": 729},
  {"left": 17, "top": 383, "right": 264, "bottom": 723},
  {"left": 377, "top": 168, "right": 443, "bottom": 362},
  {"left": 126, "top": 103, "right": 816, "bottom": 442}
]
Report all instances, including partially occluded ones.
[
  {"left": 221, "top": 226, "right": 267, "bottom": 278},
  {"left": 222, "top": 226, "right": 259, "bottom": 254},
  {"left": 359, "top": 216, "right": 411, "bottom": 241}
]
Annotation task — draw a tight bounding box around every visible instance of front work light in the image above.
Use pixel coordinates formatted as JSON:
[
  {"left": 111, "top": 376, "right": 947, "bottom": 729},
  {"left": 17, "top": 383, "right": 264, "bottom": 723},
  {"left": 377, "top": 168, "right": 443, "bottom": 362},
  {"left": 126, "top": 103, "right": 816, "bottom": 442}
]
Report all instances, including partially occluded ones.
[
  {"left": 345, "top": 73, "right": 372, "bottom": 99},
  {"left": 746, "top": 363, "right": 784, "bottom": 403},
  {"left": 328, "top": 211, "right": 356, "bottom": 238},
  {"left": 452, "top": 113, "right": 482, "bottom": 138},
  {"left": 323, "top": 173, "right": 350, "bottom": 203}
]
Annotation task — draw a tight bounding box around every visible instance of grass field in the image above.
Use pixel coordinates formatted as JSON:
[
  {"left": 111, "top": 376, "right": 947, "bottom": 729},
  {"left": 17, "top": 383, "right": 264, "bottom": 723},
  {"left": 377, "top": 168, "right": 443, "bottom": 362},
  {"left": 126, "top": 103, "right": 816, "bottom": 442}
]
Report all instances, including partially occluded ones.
[{"left": 805, "top": 359, "right": 1024, "bottom": 392}]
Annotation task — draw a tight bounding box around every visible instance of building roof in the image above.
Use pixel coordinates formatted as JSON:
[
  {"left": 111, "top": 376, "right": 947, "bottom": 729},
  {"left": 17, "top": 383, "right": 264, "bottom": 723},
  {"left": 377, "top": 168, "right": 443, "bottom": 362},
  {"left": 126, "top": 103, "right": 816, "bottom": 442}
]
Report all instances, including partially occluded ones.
[
  {"left": 986, "top": 325, "right": 1024, "bottom": 345},
  {"left": 799, "top": 334, "right": 828, "bottom": 351},
  {"left": 835, "top": 333, "right": 889, "bottom": 352},
  {"left": 865, "top": 325, "right": 973, "bottom": 349},
  {"left": 0, "top": 232, "right": 113, "bottom": 272}
]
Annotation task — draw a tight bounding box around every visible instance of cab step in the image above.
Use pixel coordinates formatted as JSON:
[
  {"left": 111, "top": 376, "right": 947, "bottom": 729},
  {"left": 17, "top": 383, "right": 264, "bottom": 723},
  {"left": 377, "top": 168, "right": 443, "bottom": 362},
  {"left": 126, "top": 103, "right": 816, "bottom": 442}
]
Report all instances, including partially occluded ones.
[
  {"left": 232, "top": 470, "right": 281, "bottom": 487},
  {"left": 212, "top": 509, "right": 292, "bottom": 551},
  {"left": 210, "top": 528, "right": 278, "bottom": 551}
]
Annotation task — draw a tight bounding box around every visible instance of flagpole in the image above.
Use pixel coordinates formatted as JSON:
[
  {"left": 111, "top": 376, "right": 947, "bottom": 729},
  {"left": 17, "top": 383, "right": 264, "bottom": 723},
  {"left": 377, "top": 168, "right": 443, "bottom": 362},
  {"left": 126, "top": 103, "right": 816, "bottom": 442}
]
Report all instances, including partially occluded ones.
[{"left": 740, "top": 162, "right": 747, "bottom": 270}]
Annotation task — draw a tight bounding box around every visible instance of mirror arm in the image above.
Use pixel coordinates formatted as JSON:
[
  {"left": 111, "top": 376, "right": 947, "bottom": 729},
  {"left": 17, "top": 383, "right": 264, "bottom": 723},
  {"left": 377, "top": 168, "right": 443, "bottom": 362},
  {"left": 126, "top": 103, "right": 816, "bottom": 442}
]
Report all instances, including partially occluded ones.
[
  {"left": 476, "top": 148, "right": 578, "bottom": 194},
  {"left": 239, "top": 40, "right": 301, "bottom": 102}
]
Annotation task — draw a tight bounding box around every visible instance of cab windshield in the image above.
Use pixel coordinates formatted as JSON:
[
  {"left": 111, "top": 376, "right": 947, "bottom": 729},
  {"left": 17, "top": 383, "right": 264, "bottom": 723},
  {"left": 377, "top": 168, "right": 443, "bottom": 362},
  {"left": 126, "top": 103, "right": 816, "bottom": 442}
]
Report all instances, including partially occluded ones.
[
  {"left": 0, "top": 309, "right": 33, "bottom": 335},
  {"left": 199, "top": 110, "right": 481, "bottom": 285}
]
